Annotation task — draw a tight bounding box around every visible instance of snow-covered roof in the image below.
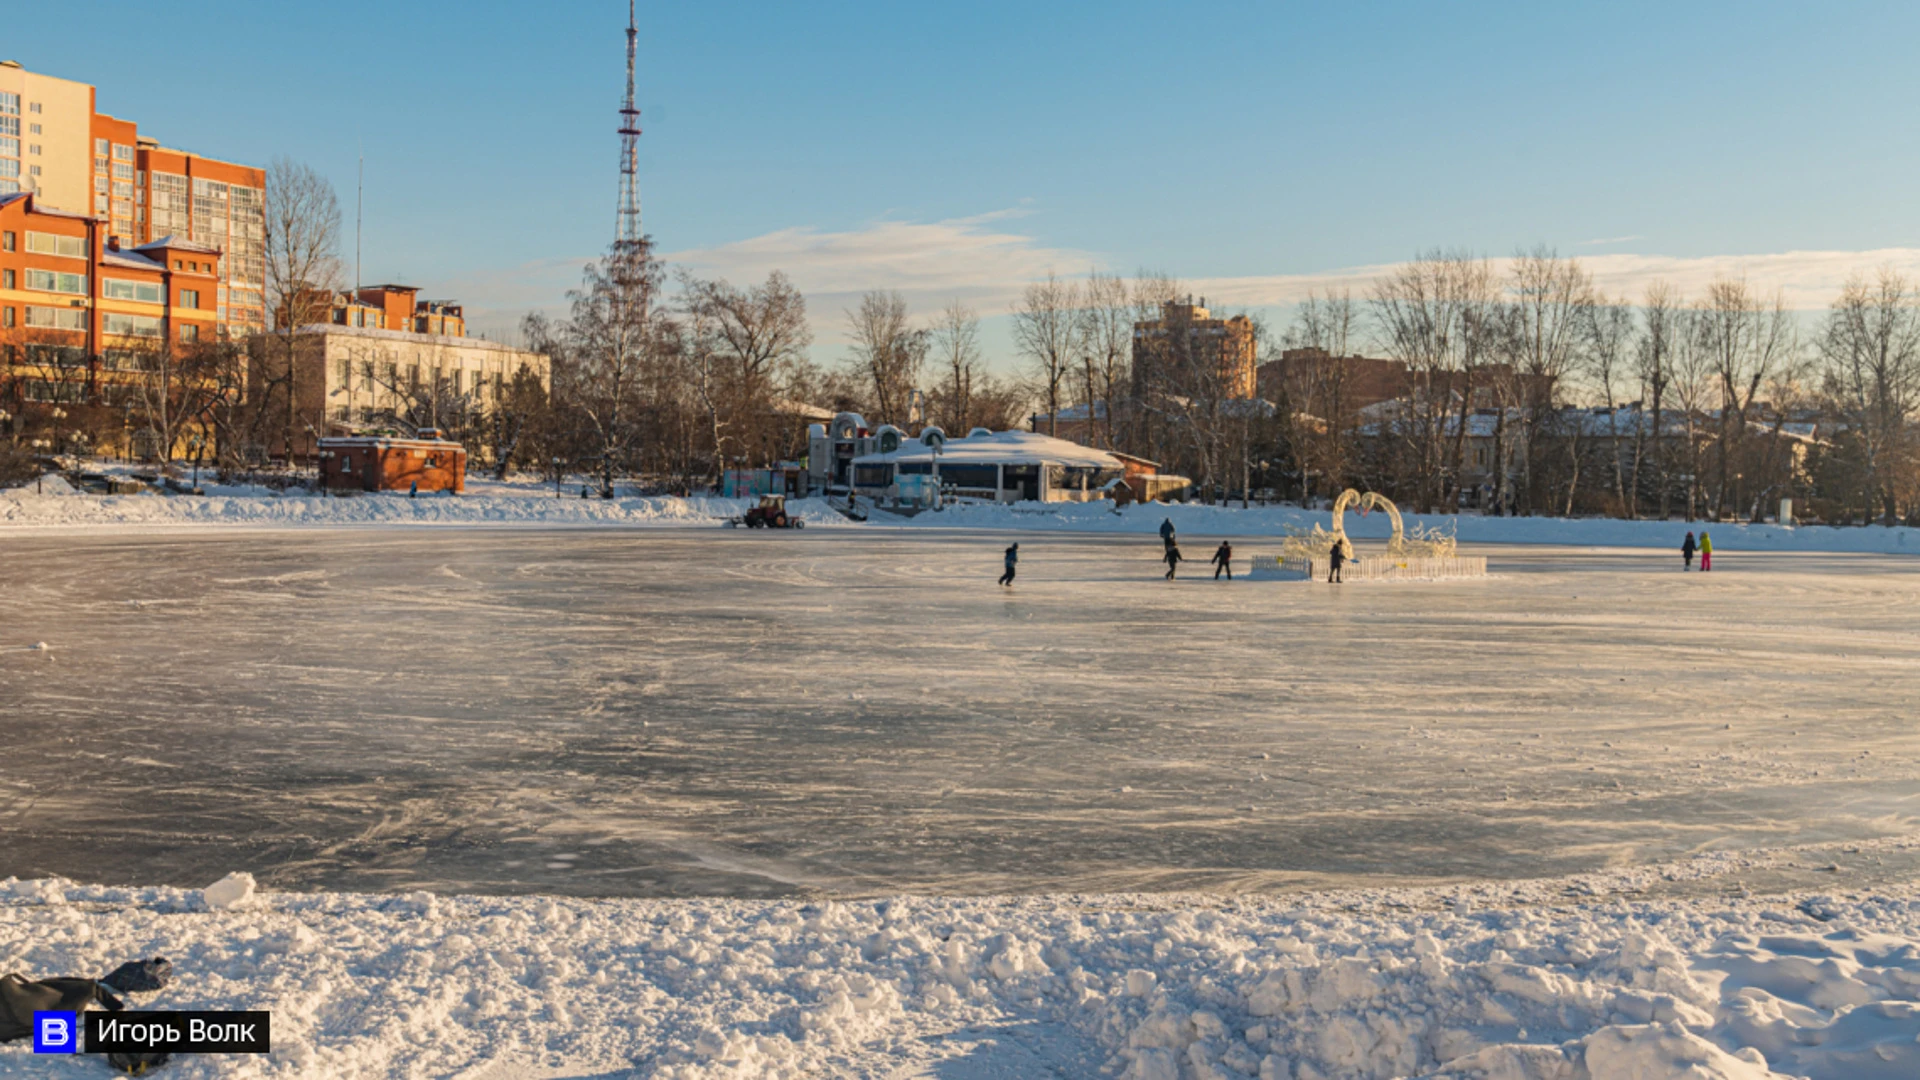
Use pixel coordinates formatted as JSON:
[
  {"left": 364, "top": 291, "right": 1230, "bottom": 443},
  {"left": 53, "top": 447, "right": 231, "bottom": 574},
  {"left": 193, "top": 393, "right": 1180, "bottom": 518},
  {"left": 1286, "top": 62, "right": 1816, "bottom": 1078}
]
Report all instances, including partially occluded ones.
[
  {"left": 136, "top": 236, "right": 222, "bottom": 255},
  {"left": 290, "top": 323, "right": 544, "bottom": 357},
  {"left": 101, "top": 249, "right": 163, "bottom": 272},
  {"left": 853, "top": 429, "right": 1125, "bottom": 470}
]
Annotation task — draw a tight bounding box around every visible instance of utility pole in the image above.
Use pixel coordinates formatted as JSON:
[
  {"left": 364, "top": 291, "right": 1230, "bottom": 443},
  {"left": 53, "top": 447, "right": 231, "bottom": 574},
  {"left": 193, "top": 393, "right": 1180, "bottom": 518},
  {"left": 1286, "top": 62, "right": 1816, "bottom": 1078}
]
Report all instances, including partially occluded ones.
[{"left": 355, "top": 144, "right": 363, "bottom": 294}]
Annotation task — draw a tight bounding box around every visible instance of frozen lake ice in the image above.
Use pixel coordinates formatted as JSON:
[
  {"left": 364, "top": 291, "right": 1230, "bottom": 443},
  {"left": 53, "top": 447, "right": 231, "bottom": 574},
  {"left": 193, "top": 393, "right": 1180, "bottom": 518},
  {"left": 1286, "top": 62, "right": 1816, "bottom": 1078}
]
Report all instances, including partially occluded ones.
[{"left": 2, "top": 527, "right": 1918, "bottom": 899}]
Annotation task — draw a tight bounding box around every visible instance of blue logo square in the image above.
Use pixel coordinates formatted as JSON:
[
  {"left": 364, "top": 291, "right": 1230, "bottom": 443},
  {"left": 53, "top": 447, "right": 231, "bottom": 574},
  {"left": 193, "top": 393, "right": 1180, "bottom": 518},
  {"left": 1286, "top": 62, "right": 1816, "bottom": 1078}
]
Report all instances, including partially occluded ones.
[{"left": 33, "top": 1010, "right": 78, "bottom": 1053}]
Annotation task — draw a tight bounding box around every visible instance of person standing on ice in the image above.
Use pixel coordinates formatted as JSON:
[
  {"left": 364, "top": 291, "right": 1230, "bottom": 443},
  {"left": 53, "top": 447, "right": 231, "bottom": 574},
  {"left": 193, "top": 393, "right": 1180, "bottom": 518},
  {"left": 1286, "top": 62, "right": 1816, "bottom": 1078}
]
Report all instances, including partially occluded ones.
[
  {"left": 1211, "top": 541, "right": 1233, "bottom": 580},
  {"left": 1163, "top": 544, "right": 1184, "bottom": 580},
  {"left": 1699, "top": 531, "right": 1713, "bottom": 572},
  {"left": 1681, "top": 531, "right": 1696, "bottom": 570},
  {"left": 999, "top": 543, "right": 1018, "bottom": 587},
  {"left": 1160, "top": 517, "right": 1177, "bottom": 552},
  {"left": 1328, "top": 538, "right": 1346, "bottom": 583}
]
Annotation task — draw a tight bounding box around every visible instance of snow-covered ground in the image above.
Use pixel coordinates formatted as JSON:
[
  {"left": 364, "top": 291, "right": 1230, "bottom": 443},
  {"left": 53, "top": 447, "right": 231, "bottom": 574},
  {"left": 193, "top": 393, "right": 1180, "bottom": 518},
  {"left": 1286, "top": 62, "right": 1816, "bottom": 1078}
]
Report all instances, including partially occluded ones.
[
  {"left": 4, "top": 470, "right": 1920, "bottom": 554},
  {"left": 7, "top": 861, "right": 1920, "bottom": 1079}
]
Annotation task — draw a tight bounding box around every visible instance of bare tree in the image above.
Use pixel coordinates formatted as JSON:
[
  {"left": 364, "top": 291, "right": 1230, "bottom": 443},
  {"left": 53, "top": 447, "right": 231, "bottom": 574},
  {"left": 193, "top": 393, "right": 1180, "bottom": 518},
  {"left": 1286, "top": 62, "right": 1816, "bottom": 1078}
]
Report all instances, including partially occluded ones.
[
  {"left": 556, "top": 241, "right": 669, "bottom": 497},
  {"left": 1012, "top": 273, "right": 1080, "bottom": 437},
  {"left": 1505, "top": 247, "right": 1592, "bottom": 513},
  {"left": 1818, "top": 268, "right": 1920, "bottom": 524},
  {"left": 1280, "top": 289, "right": 1361, "bottom": 502},
  {"left": 1633, "top": 282, "right": 1679, "bottom": 518},
  {"left": 681, "top": 271, "right": 812, "bottom": 465},
  {"left": 1370, "top": 250, "right": 1493, "bottom": 511},
  {"left": 1694, "top": 278, "right": 1796, "bottom": 518},
  {"left": 928, "top": 301, "right": 982, "bottom": 433},
  {"left": 1583, "top": 297, "right": 1635, "bottom": 515},
  {"left": 845, "top": 290, "right": 925, "bottom": 427},
  {"left": 262, "top": 157, "right": 342, "bottom": 470},
  {"left": 1077, "top": 271, "right": 1131, "bottom": 448}
]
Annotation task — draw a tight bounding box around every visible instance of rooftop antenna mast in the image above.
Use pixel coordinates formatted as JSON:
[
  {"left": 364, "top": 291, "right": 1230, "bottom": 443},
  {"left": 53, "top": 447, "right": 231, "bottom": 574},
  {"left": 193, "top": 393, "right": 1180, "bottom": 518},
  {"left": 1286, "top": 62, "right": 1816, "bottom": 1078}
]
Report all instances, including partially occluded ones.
[
  {"left": 615, "top": 0, "right": 643, "bottom": 252},
  {"left": 355, "top": 143, "right": 363, "bottom": 293}
]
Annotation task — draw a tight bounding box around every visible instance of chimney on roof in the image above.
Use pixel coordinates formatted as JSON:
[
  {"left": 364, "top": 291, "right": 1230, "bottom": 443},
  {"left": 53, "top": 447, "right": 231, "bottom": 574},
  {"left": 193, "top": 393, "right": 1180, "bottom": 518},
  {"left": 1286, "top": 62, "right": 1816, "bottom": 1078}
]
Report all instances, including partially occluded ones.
[{"left": 106, "top": 236, "right": 120, "bottom": 251}]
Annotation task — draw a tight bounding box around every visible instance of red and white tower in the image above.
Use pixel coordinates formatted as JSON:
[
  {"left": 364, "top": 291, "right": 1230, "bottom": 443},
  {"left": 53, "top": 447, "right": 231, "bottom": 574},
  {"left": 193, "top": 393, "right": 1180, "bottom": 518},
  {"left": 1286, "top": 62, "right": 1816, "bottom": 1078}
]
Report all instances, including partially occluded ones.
[{"left": 615, "top": 0, "right": 644, "bottom": 251}]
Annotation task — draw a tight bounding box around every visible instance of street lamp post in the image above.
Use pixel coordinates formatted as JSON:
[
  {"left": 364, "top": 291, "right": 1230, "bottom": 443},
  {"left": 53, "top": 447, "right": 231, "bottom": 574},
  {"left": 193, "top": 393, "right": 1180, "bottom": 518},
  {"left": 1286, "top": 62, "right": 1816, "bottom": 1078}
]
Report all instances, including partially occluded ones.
[{"left": 552, "top": 457, "right": 562, "bottom": 498}]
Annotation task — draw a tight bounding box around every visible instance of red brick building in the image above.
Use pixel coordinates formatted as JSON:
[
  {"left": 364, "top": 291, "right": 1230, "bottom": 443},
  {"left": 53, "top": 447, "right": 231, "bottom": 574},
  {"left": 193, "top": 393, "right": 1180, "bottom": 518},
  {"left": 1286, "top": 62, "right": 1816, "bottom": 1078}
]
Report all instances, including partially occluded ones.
[{"left": 317, "top": 431, "right": 467, "bottom": 494}]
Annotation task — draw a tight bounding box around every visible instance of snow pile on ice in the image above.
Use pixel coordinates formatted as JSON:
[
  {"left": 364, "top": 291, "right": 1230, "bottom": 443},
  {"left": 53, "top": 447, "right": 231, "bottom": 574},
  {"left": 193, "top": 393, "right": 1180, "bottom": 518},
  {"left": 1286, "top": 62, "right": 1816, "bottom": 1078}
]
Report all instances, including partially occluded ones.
[
  {"left": 7, "top": 878, "right": 1920, "bottom": 1078},
  {"left": 201, "top": 871, "right": 257, "bottom": 911}
]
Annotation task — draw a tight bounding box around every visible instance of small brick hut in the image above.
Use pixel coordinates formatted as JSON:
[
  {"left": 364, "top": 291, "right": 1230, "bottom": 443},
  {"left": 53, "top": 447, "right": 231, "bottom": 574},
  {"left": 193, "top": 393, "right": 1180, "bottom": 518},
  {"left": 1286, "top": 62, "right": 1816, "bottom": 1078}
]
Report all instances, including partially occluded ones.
[{"left": 317, "top": 431, "right": 466, "bottom": 494}]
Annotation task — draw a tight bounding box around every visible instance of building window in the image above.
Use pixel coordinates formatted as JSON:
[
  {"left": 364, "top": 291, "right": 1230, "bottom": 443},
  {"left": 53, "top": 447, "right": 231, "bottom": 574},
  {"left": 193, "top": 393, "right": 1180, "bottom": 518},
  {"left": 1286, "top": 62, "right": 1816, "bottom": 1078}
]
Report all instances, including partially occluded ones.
[
  {"left": 0, "top": 137, "right": 16, "bottom": 156},
  {"left": 28, "top": 165, "right": 39, "bottom": 176},
  {"left": 28, "top": 102, "right": 41, "bottom": 115},
  {"left": 28, "top": 123, "right": 39, "bottom": 135},
  {"left": 113, "top": 144, "right": 134, "bottom": 161},
  {"left": 112, "top": 162, "right": 134, "bottom": 181},
  {"left": 28, "top": 144, "right": 40, "bottom": 155},
  {"left": 103, "top": 313, "right": 164, "bottom": 338},
  {"left": 336, "top": 358, "right": 352, "bottom": 388},
  {"left": 179, "top": 288, "right": 199, "bottom": 309},
  {"left": 1, "top": 307, "right": 11, "bottom": 329},
  {"left": 0, "top": 92, "right": 16, "bottom": 115},
  {"left": 25, "top": 232, "right": 88, "bottom": 259},
  {"left": 24, "top": 305, "right": 87, "bottom": 331},
  {"left": 0, "top": 159, "right": 16, "bottom": 179},
  {"left": 0, "top": 117, "right": 16, "bottom": 138},
  {"left": 1, "top": 231, "right": 12, "bottom": 252},
  {"left": 181, "top": 324, "right": 198, "bottom": 343},
  {"left": 2, "top": 269, "right": 11, "bottom": 288},
  {"left": 95, "top": 138, "right": 109, "bottom": 155},
  {"left": 25, "top": 269, "right": 88, "bottom": 295},
  {"left": 104, "top": 279, "right": 165, "bottom": 303}
]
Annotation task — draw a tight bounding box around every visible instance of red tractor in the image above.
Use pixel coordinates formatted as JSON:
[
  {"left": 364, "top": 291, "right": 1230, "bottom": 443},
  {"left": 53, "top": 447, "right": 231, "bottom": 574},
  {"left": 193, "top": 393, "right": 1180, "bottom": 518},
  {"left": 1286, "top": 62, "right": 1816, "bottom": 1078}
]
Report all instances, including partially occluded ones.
[{"left": 732, "top": 493, "right": 806, "bottom": 529}]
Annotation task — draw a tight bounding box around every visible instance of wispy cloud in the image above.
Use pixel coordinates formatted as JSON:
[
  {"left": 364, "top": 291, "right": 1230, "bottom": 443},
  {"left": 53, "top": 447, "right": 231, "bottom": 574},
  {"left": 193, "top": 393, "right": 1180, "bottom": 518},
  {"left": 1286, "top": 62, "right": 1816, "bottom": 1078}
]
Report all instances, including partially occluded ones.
[
  {"left": 664, "top": 212, "right": 1099, "bottom": 320},
  {"left": 447, "top": 210, "right": 1920, "bottom": 344},
  {"left": 1580, "top": 234, "right": 1643, "bottom": 246},
  {"left": 1189, "top": 249, "right": 1920, "bottom": 312}
]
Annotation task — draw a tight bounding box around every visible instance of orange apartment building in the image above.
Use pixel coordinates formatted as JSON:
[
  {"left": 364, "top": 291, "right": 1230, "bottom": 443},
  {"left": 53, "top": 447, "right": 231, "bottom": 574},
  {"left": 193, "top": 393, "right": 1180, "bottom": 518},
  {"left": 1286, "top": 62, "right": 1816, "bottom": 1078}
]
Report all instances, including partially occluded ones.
[
  {"left": 0, "top": 60, "right": 265, "bottom": 339},
  {"left": 0, "top": 191, "right": 224, "bottom": 452}
]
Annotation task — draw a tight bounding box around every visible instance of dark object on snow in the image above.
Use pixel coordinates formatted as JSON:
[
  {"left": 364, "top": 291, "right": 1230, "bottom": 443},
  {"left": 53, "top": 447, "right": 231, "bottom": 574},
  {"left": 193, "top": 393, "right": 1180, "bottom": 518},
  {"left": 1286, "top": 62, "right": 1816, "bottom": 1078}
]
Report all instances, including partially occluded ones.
[
  {"left": 0, "top": 972, "right": 123, "bottom": 1042},
  {"left": 1164, "top": 545, "right": 1183, "bottom": 580},
  {"left": 999, "top": 543, "right": 1018, "bottom": 586},
  {"left": 109, "top": 1049, "right": 173, "bottom": 1074},
  {"left": 1159, "top": 517, "right": 1176, "bottom": 550},
  {"left": 101, "top": 957, "right": 173, "bottom": 994}
]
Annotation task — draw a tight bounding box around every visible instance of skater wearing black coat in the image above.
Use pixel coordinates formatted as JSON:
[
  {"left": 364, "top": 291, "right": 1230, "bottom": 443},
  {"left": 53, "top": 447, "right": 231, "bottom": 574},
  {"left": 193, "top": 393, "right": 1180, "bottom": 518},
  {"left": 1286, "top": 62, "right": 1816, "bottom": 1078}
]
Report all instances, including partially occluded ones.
[
  {"left": 1159, "top": 517, "right": 1177, "bottom": 552},
  {"left": 999, "top": 543, "right": 1019, "bottom": 587},
  {"left": 1164, "top": 545, "right": 1184, "bottom": 580},
  {"left": 1212, "top": 541, "right": 1233, "bottom": 580},
  {"left": 1328, "top": 539, "right": 1346, "bottom": 583},
  {"left": 1681, "top": 531, "right": 1696, "bottom": 570}
]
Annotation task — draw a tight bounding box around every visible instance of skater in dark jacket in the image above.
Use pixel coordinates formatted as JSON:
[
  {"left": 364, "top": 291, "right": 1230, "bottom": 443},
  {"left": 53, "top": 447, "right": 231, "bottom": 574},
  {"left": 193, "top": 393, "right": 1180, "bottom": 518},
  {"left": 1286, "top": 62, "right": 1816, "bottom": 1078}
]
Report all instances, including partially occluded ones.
[
  {"left": 1159, "top": 517, "right": 1177, "bottom": 552},
  {"left": 1211, "top": 541, "right": 1234, "bottom": 580},
  {"left": 1681, "top": 531, "right": 1696, "bottom": 570},
  {"left": 1328, "top": 539, "right": 1346, "bottom": 583},
  {"left": 999, "top": 543, "right": 1019, "bottom": 586},
  {"left": 1163, "top": 544, "right": 1184, "bottom": 580}
]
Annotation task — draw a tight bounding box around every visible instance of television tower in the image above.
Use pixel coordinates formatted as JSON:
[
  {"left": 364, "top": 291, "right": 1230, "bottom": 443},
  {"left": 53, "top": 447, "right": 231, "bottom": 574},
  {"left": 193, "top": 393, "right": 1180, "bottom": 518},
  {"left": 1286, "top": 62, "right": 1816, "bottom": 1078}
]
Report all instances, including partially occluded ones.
[{"left": 615, "top": 0, "right": 644, "bottom": 251}]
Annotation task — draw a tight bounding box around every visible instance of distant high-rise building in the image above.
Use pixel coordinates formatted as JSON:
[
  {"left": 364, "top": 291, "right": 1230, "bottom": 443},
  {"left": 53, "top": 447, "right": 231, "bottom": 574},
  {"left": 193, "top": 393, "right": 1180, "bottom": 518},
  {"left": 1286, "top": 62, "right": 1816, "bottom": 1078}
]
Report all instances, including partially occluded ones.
[
  {"left": 0, "top": 60, "right": 265, "bottom": 337},
  {"left": 1132, "top": 298, "right": 1257, "bottom": 400}
]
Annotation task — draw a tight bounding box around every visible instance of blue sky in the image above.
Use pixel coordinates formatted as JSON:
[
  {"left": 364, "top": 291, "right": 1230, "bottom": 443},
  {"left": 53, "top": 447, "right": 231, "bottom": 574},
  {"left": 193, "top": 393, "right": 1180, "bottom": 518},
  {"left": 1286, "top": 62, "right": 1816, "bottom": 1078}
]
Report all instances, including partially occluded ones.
[{"left": 17, "top": 2, "right": 1920, "bottom": 358}]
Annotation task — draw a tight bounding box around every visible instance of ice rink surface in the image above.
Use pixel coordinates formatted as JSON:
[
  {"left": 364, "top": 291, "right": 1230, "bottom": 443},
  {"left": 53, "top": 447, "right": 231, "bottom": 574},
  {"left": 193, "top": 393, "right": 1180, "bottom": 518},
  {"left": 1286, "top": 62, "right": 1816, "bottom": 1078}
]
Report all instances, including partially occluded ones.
[{"left": 3, "top": 528, "right": 1917, "bottom": 899}]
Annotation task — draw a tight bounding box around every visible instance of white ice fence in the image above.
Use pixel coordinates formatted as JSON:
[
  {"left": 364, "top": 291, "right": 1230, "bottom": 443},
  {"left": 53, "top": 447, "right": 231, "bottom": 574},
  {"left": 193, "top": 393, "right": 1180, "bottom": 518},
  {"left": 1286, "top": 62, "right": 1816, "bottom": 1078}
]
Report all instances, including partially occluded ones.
[{"left": 1251, "top": 553, "right": 1488, "bottom": 580}]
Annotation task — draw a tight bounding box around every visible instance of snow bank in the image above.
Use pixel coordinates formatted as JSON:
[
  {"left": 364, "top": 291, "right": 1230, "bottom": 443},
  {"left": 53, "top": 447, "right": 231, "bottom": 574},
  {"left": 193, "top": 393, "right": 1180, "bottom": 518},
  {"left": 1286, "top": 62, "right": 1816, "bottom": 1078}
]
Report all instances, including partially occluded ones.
[
  {"left": 0, "top": 486, "right": 752, "bottom": 531},
  {"left": 6, "top": 873, "right": 1920, "bottom": 1078},
  {"left": 4, "top": 477, "right": 1919, "bottom": 554}
]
